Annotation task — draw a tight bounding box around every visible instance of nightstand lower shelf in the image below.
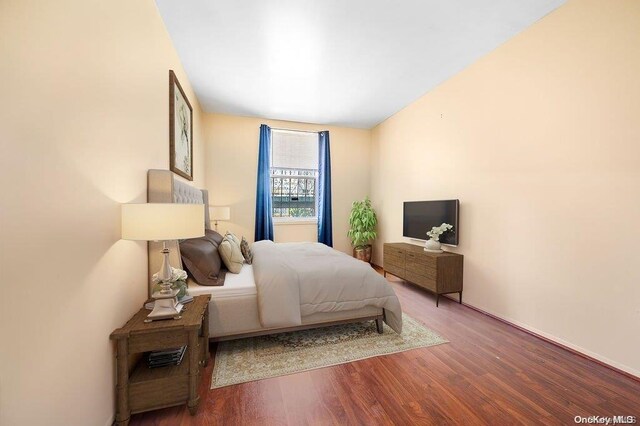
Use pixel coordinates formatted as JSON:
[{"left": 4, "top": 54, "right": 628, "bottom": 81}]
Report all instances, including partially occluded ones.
[
  {"left": 110, "top": 295, "right": 210, "bottom": 425},
  {"left": 128, "top": 347, "right": 195, "bottom": 414}
]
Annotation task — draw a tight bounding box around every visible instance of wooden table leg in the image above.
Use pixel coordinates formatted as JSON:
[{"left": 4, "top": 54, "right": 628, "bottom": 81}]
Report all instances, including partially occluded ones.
[
  {"left": 459, "top": 291, "right": 463, "bottom": 304},
  {"left": 187, "top": 329, "right": 200, "bottom": 415},
  {"left": 203, "top": 308, "right": 210, "bottom": 367},
  {"left": 115, "top": 339, "right": 130, "bottom": 426}
]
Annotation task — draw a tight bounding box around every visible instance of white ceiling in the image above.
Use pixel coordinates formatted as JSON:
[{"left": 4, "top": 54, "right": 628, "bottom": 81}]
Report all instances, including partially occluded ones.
[{"left": 156, "top": 0, "right": 565, "bottom": 129}]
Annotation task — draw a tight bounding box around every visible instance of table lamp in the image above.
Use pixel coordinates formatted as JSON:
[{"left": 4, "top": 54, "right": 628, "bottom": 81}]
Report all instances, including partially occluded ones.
[
  {"left": 210, "top": 206, "right": 231, "bottom": 231},
  {"left": 121, "top": 203, "right": 204, "bottom": 321}
]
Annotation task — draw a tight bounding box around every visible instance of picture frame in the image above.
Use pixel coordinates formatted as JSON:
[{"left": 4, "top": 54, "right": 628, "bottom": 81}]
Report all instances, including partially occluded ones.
[{"left": 169, "top": 70, "right": 193, "bottom": 181}]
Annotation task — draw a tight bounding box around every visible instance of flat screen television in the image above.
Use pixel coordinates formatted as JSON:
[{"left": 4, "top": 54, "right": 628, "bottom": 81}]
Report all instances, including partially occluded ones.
[{"left": 403, "top": 199, "right": 460, "bottom": 245}]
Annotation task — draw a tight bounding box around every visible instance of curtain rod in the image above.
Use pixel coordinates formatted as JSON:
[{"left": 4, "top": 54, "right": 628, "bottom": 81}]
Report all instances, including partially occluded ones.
[{"left": 270, "top": 127, "right": 321, "bottom": 134}]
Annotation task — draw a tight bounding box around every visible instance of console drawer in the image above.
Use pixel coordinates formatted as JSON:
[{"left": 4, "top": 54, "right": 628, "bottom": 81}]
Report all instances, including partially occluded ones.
[
  {"left": 405, "top": 250, "right": 436, "bottom": 267},
  {"left": 384, "top": 263, "right": 405, "bottom": 278},
  {"left": 405, "top": 271, "right": 437, "bottom": 292},
  {"left": 384, "top": 253, "right": 405, "bottom": 268},
  {"left": 406, "top": 260, "right": 436, "bottom": 279},
  {"left": 384, "top": 245, "right": 405, "bottom": 258}
]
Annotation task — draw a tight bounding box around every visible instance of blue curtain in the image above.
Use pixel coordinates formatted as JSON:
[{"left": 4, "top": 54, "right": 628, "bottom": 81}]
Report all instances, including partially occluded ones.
[
  {"left": 255, "top": 124, "right": 274, "bottom": 241},
  {"left": 318, "top": 131, "right": 333, "bottom": 247}
]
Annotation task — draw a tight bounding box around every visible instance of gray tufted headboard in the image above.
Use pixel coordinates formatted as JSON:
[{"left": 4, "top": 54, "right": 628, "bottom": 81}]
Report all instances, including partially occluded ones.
[{"left": 146, "top": 169, "right": 210, "bottom": 296}]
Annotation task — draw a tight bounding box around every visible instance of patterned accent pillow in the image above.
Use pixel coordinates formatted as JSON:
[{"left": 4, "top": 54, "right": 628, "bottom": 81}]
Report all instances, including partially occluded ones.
[
  {"left": 219, "top": 233, "right": 244, "bottom": 273},
  {"left": 224, "top": 231, "right": 241, "bottom": 248},
  {"left": 240, "top": 237, "right": 253, "bottom": 264}
]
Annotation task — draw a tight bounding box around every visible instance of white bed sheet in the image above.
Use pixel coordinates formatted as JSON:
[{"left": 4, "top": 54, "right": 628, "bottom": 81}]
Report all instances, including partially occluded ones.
[
  {"left": 187, "top": 263, "right": 256, "bottom": 298},
  {"left": 187, "top": 261, "right": 384, "bottom": 339}
]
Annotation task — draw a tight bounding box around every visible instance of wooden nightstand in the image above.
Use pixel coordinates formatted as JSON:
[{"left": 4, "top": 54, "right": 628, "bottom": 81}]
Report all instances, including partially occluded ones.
[{"left": 110, "top": 295, "right": 211, "bottom": 426}]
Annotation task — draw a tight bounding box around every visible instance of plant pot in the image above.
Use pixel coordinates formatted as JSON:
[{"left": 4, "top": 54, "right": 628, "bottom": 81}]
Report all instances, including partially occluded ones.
[
  {"left": 353, "top": 245, "right": 372, "bottom": 263},
  {"left": 424, "top": 239, "right": 443, "bottom": 253}
]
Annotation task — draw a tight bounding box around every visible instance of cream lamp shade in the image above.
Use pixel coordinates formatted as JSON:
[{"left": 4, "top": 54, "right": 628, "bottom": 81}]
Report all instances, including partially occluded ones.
[
  {"left": 210, "top": 206, "right": 231, "bottom": 221},
  {"left": 121, "top": 203, "right": 205, "bottom": 241}
]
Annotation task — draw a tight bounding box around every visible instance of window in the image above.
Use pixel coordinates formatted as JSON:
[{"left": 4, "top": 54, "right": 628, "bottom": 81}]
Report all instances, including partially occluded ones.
[{"left": 270, "top": 130, "right": 318, "bottom": 221}]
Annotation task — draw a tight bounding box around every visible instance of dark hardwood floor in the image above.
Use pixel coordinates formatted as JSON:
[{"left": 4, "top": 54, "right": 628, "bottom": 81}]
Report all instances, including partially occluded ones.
[{"left": 130, "top": 273, "right": 640, "bottom": 425}]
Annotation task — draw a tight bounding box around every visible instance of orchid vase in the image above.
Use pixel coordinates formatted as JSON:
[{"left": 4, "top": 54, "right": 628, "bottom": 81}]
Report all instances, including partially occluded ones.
[{"left": 424, "top": 238, "right": 443, "bottom": 253}]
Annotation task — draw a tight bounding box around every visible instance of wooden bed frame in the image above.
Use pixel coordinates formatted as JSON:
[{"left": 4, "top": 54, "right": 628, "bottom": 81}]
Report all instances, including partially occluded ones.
[
  {"left": 146, "top": 169, "right": 385, "bottom": 340},
  {"left": 211, "top": 314, "right": 384, "bottom": 342}
]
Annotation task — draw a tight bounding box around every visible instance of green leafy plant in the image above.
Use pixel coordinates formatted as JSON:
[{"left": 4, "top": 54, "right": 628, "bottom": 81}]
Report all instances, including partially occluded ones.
[{"left": 347, "top": 197, "right": 378, "bottom": 249}]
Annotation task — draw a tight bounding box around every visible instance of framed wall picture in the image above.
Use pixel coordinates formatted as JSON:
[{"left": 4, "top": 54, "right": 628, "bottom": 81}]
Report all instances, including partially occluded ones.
[{"left": 169, "top": 70, "right": 193, "bottom": 181}]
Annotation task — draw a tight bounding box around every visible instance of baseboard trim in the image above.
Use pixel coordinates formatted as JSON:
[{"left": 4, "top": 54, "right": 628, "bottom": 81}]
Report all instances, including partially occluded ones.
[
  {"left": 444, "top": 294, "right": 640, "bottom": 383},
  {"left": 373, "top": 263, "right": 640, "bottom": 382}
]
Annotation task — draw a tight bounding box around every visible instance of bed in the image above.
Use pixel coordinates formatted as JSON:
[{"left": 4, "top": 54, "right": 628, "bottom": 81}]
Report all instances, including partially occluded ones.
[{"left": 147, "top": 169, "right": 402, "bottom": 340}]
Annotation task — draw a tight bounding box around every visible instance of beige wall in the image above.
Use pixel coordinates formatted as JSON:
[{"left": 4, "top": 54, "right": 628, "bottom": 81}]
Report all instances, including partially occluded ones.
[
  {"left": 0, "top": 1, "right": 205, "bottom": 425},
  {"left": 371, "top": 0, "right": 640, "bottom": 376},
  {"left": 1, "top": 3, "right": 637, "bottom": 426},
  {"left": 204, "top": 113, "right": 371, "bottom": 254}
]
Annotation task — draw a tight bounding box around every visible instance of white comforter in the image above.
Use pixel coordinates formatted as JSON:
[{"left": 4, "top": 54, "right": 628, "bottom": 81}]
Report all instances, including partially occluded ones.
[{"left": 251, "top": 241, "right": 402, "bottom": 333}]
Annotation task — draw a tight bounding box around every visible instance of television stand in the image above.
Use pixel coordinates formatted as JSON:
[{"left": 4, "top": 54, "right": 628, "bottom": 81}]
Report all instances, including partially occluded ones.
[{"left": 383, "top": 242, "right": 463, "bottom": 306}]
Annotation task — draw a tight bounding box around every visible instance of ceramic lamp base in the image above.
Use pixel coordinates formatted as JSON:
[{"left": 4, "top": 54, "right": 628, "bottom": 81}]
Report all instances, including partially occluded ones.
[{"left": 145, "top": 288, "right": 183, "bottom": 322}]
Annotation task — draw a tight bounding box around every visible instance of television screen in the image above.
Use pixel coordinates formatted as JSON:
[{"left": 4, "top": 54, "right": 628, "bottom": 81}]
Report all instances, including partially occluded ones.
[{"left": 403, "top": 200, "right": 459, "bottom": 245}]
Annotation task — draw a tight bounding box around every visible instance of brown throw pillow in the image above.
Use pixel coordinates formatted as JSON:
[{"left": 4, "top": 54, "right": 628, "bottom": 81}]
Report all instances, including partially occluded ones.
[
  {"left": 205, "top": 229, "right": 224, "bottom": 245},
  {"left": 240, "top": 237, "right": 253, "bottom": 264},
  {"left": 180, "top": 229, "right": 225, "bottom": 286}
]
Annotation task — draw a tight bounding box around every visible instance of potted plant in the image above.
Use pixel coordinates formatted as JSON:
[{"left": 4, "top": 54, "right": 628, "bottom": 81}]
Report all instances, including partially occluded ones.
[{"left": 347, "top": 197, "right": 377, "bottom": 262}]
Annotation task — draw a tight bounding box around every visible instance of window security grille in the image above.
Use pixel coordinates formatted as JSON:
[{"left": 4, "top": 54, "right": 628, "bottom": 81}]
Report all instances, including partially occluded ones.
[{"left": 270, "top": 130, "right": 318, "bottom": 219}]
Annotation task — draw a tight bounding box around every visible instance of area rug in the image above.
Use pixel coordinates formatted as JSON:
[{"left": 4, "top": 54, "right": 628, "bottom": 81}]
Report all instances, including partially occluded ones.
[{"left": 211, "top": 313, "right": 448, "bottom": 388}]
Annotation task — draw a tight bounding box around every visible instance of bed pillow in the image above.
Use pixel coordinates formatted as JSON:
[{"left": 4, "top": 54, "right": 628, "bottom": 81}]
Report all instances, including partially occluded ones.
[
  {"left": 219, "top": 233, "right": 244, "bottom": 273},
  {"left": 240, "top": 237, "right": 253, "bottom": 264},
  {"left": 179, "top": 229, "right": 226, "bottom": 286},
  {"left": 205, "top": 229, "right": 224, "bottom": 245},
  {"left": 225, "top": 231, "right": 241, "bottom": 247}
]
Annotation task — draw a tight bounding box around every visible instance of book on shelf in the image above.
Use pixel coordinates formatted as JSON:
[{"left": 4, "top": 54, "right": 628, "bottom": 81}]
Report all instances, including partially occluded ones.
[
  {"left": 145, "top": 295, "right": 193, "bottom": 310},
  {"left": 179, "top": 295, "right": 194, "bottom": 304},
  {"left": 147, "top": 345, "right": 187, "bottom": 368}
]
